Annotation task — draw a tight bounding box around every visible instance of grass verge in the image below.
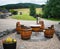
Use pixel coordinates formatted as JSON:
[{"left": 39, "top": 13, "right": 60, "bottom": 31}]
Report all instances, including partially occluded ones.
[
  {"left": 43, "top": 18, "right": 60, "bottom": 21},
  {"left": 11, "top": 14, "right": 36, "bottom": 20}
]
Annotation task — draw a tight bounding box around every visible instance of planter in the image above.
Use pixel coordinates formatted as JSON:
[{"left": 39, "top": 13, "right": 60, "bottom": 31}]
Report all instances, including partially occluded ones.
[
  {"left": 20, "top": 27, "right": 32, "bottom": 40},
  {"left": 3, "top": 38, "right": 17, "bottom": 49},
  {"left": 44, "top": 29, "right": 55, "bottom": 38},
  {"left": 3, "top": 42, "right": 16, "bottom": 49}
]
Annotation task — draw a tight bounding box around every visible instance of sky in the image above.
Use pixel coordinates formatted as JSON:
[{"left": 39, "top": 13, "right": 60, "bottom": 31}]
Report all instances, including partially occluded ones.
[{"left": 0, "top": 0, "right": 47, "bottom": 6}]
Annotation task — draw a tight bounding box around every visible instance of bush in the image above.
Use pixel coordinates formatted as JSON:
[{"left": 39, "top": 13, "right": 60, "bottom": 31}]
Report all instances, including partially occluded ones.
[
  {"left": 12, "top": 11, "right": 18, "bottom": 15},
  {"left": 9, "top": 9, "right": 18, "bottom": 15},
  {"left": 43, "top": 0, "right": 60, "bottom": 19},
  {"left": 29, "top": 5, "right": 36, "bottom": 17}
]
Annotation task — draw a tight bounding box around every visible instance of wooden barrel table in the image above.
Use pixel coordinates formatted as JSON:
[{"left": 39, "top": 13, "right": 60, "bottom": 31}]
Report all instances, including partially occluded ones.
[{"left": 30, "top": 24, "right": 41, "bottom": 32}]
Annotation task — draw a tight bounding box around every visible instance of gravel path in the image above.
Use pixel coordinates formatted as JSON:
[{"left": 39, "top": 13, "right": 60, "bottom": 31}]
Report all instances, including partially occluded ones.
[
  {"left": 0, "top": 18, "right": 60, "bottom": 32},
  {"left": 0, "top": 19, "right": 36, "bottom": 32}
]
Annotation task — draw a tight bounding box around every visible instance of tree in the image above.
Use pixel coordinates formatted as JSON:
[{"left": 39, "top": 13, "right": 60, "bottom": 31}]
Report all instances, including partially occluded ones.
[
  {"left": 29, "top": 5, "right": 36, "bottom": 17},
  {"left": 43, "top": 0, "right": 60, "bottom": 19},
  {"left": 9, "top": 9, "right": 18, "bottom": 15}
]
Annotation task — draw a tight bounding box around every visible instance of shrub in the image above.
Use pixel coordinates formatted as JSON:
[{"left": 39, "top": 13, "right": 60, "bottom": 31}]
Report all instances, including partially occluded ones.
[
  {"left": 9, "top": 9, "right": 18, "bottom": 15},
  {"left": 12, "top": 11, "right": 18, "bottom": 15},
  {"left": 29, "top": 5, "right": 36, "bottom": 17},
  {"left": 43, "top": 0, "right": 60, "bottom": 19}
]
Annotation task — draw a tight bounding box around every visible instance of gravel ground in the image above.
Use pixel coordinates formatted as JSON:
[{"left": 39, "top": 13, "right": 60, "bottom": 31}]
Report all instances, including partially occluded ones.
[
  {"left": 0, "top": 18, "right": 59, "bottom": 32},
  {"left": 0, "top": 18, "right": 60, "bottom": 49},
  {"left": 0, "top": 32, "right": 60, "bottom": 49}
]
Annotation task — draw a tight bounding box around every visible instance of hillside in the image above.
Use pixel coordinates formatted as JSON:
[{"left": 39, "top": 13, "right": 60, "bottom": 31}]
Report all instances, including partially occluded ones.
[{"left": 0, "top": 3, "right": 43, "bottom": 9}]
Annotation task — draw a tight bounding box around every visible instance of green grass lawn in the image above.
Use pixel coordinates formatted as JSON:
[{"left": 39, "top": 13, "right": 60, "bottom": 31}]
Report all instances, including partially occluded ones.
[
  {"left": 11, "top": 8, "right": 42, "bottom": 20},
  {"left": 36, "top": 8, "right": 43, "bottom": 15},
  {"left": 11, "top": 8, "right": 60, "bottom": 21},
  {"left": 11, "top": 14, "right": 36, "bottom": 20}
]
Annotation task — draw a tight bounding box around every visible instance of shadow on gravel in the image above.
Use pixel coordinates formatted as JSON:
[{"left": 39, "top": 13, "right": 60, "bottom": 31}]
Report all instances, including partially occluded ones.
[
  {"left": 15, "top": 32, "right": 51, "bottom": 42},
  {"left": 0, "top": 28, "right": 16, "bottom": 39},
  {"left": 54, "top": 23, "right": 60, "bottom": 40},
  {"left": 55, "top": 31, "right": 60, "bottom": 40}
]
